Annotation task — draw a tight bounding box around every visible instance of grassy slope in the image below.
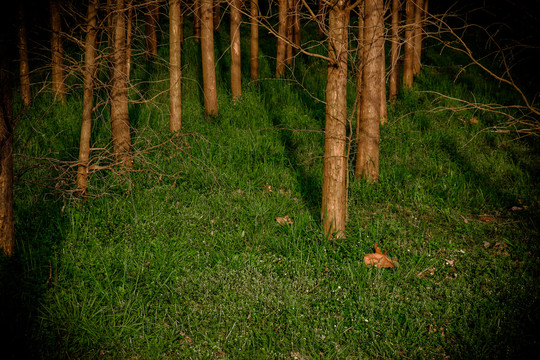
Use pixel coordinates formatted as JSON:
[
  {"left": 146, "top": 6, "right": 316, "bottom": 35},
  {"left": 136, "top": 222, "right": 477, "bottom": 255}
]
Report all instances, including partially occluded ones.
[{"left": 1, "top": 14, "right": 539, "bottom": 360}]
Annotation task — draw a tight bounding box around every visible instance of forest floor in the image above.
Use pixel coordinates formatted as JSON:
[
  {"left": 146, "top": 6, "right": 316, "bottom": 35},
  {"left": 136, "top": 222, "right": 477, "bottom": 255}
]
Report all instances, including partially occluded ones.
[{"left": 1, "top": 18, "right": 539, "bottom": 360}]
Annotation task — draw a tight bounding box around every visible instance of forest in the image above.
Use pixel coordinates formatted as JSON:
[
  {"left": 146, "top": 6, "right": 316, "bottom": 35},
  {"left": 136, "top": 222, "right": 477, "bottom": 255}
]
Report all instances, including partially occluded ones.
[{"left": 0, "top": 0, "right": 539, "bottom": 358}]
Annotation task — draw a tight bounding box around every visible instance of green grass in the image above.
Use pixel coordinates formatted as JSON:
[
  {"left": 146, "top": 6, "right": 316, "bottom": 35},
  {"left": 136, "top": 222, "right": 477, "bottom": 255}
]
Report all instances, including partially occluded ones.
[{"left": 1, "top": 15, "right": 539, "bottom": 360}]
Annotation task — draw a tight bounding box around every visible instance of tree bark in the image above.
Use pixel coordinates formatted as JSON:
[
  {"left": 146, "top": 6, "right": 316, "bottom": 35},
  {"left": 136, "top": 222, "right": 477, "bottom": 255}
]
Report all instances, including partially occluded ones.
[
  {"left": 50, "top": 0, "right": 65, "bottom": 104},
  {"left": 170, "top": 0, "right": 182, "bottom": 132},
  {"left": 355, "top": 0, "right": 383, "bottom": 182},
  {"left": 194, "top": 0, "right": 201, "bottom": 42},
  {"left": 230, "top": 0, "right": 241, "bottom": 100},
  {"left": 77, "top": 0, "right": 99, "bottom": 195},
  {"left": 201, "top": 0, "right": 218, "bottom": 115},
  {"left": 293, "top": 0, "right": 301, "bottom": 52},
  {"left": 412, "top": 0, "right": 424, "bottom": 75},
  {"left": 17, "top": 4, "right": 31, "bottom": 107},
  {"left": 250, "top": 0, "right": 259, "bottom": 80},
  {"left": 276, "top": 0, "right": 287, "bottom": 76},
  {"left": 0, "top": 42, "right": 14, "bottom": 256},
  {"left": 286, "top": 0, "right": 293, "bottom": 65},
  {"left": 126, "top": 0, "right": 133, "bottom": 78},
  {"left": 145, "top": 0, "right": 159, "bottom": 59},
  {"left": 110, "top": 0, "right": 132, "bottom": 166},
  {"left": 213, "top": 0, "right": 221, "bottom": 30},
  {"left": 322, "top": 0, "right": 349, "bottom": 239},
  {"left": 388, "top": 0, "right": 400, "bottom": 101},
  {"left": 355, "top": 3, "right": 364, "bottom": 131},
  {"left": 402, "top": 0, "right": 415, "bottom": 88},
  {"left": 380, "top": 25, "right": 387, "bottom": 125}
]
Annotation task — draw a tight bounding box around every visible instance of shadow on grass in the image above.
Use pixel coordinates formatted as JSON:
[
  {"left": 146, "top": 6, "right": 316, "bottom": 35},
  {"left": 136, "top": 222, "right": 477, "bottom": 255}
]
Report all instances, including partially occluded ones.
[{"left": 0, "top": 199, "right": 67, "bottom": 359}]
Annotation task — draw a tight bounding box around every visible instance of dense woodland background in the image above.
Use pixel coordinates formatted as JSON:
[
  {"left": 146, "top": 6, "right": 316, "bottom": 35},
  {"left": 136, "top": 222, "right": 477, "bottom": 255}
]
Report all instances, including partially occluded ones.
[{"left": 0, "top": 0, "right": 539, "bottom": 358}]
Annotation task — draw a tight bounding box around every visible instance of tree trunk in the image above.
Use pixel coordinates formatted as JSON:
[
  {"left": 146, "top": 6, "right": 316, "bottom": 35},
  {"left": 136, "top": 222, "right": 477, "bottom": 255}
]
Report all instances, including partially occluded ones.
[
  {"left": 77, "top": 0, "right": 99, "bottom": 195},
  {"left": 230, "top": 0, "right": 241, "bottom": 100},
  {"left": 317, "top": 0, "right": 325, "bottom": 38},
  {"left": 201, "top": 0, "right": 218, "bottom": 115},
  {"left": 17, "top": 4, "right": 31, "bottom": 107},
  {"left": 213, "top": 0, "right": 221, "bottom": 30},
  {"left": 413, "top": 0, "right": 424, "bottom": 75},
  {"left": 50, "top": 0, "right": 65, "bottom": 104},
  {"left": 126, "top": 0, "right": 133, "bottom": 78},
  {"left": 321, "top": 0, "right": 349, "bottom": 239},
  {"left": 111, "top": 0, "right": 132, "bottom": 166},
  {"left": 380, "top": 27, "right": 387, "bottom": 125},
  {"left": 355, "top": 0, "right": 383, "bottom": 182},
  {"left": 170, "top": 0, "right": 182, "bottom": 132},
  {"left": 293, "top": 0, "right": 301, "bottom": 52},
  {"left": 276, "top": 0, "right": 287, "bottom": 76},
  {"left": 0, "top": 42, "right": 14, "bottom": 256},
  {"left": 285, "top": 0, "right": 293, "bottom": 65},
  {"left": 388, "top": 0, "right": 400, "bottom": 101},
  {"left": 145, "top": 0, "right": 159, "bottom": 59},
  {"left": 194, "top": 0, "right": 201, "bottom": 42},
  {"left": 250, "top": 0, "right": 259, "bottom": 80},
  {"left": 355, "top": 3, "right": 364, "bottom": 131},
  {"left": 402, "top": 0, "right": 415, "bottom": 88}
]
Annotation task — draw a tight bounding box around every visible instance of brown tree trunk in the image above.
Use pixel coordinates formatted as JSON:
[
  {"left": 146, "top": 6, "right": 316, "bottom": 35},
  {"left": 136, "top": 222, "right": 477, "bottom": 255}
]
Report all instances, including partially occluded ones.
[
  {"left": 250, "top": 0, "right": 259, "bottom": 80},
  {"left": 77, "top": 0, "right": 99, "bottom": 195},
  {"left": 402, "top": 0, "right": 415, "bottom": 88},
  {"left": 0, "top": 43, "right": 14, "bottom": 256},
  {"left": 230, "top": 0, "right": 241, "bottom": 100},
  {"left": 355, "top": 3, "right": 364, "bottom": 130},
  {"left": 276, "top": 0, "right": 287, "bottom": 76},
  {"left": 388, "top": 0, "right": 400, "bottom": 101},
  {"left": 194, "top": 0, "right": 201, "bottom": 42},
  {"left": 285, "top": 0, "right": 293, "bottom": 65},
  {"left": 213, "top": 0, "right": 221, "bottom": 30},
  {"left": 145, "top": 0, "right": 159, "bottom": 58},
  {"left": 126, "top": 0, "right": 133, "bottom": 78},
  {"left": 380, "top": 27, "right": 387, "bottom": 125},
  {"left": 412, "top": 0, "right": 424, "bottom": 75},
  {"left": 17, "top": 4, "right": 31, "bottom": 107},
  {"left": 201, "top": 0, "right": 218, "bottom": 115},
  {"left": 355, "top": 0, "right": 383, "bottom": 182},
  {"left": 317, "top": 0, "right": 325, "bottom": 38},
  {"left": 293, "top": 0, "right": 301, "bottom": 52},
  {"left": 321, "top": 0, "right": 349, "bottom": 239},
  {"left": 170, "top": 0, "right": 182, "bottom": 132},
  {"left": 111, "top": 0, "right": 132, "bottom": 166},
  {"left": 50, "top": 0, "right": 65, "bottom": 104}
]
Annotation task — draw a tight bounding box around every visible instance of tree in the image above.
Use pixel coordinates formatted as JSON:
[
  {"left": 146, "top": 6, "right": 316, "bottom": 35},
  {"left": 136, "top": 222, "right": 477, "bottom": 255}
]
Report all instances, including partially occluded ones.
[
  {"left": 126, "top": 0, "right": 134, "bottom": 77},
  {"left": 50, "top": 0, "right": 65, "bottom": 103},
  {"left": 110, "top": 0, "right": 132, "bottom": 166},
  {"left": 170, "top": 0, "right": 182, "bottom": 131},
  {"left": 276, "top": 0, "right": 287, "bottom": 76},
  {"left": 201, "top": 0, "right": 218, "bottom": 115},
  {"left": 321, "top": 0, "right": 349, "bottom": 238},
  {"left": 145, "top": 0, "right": 159, "bottom": 58},
  {"left": 230, "top": 0, "right": 242, "bottom": 100},
  {"left": 194, "top": 0, "right": 201, "bottom": 42},
  {"left": 77, "top": 0, "right": 99, "bottom": 195},
  {"left": 250, "top": 0, "right": 259, "bottom": 80},
  {"left": 17, "top": 4, "right": 31, "bottom": 107},
  {"left": 0, "top": 39, "right": 14, "bottom": 256},
  {"left": 402, "top": 0, "right": 415, "bottom": 88},
  {"left": 388, "top": 0, "right": 400, "bottom": 101},
  {"left": 355, "top": 0, "right": 384, "bottom": 182},
  {"left": 413, "top": 0, "right": 425, "bottom": 75}
]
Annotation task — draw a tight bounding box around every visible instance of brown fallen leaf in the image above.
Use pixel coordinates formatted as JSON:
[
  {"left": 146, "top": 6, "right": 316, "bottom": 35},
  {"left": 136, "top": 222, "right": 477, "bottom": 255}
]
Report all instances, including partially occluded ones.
[
  {"left": 364, "top": 243, "right": 398, "bottom": 268},
  {"left": 263, "top": 184, "right": 273, "bottom": 192},
  {"left": 276, "top": 216, "right": 293, "bottom": 225},
  {"left": 478, "top": 214, "right": 495, "bottom": 223}
]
